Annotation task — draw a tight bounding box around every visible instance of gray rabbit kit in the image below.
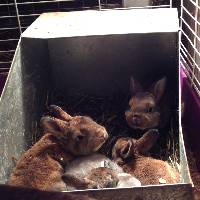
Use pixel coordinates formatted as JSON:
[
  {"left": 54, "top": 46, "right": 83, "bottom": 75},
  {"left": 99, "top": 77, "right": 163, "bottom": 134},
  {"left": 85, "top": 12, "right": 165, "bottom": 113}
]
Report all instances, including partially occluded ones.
[{"left": 62, "top": 153, "right": 141, "bottom": 191}]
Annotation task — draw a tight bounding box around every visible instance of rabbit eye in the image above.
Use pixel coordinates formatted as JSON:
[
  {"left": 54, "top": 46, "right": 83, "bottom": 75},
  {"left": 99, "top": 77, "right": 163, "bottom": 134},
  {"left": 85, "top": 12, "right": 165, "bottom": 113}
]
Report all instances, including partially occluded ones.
[
  {"left": 76, "top": 135, "right": 85, "bottom": 142},
  {"left": 126, "top": 108, "right": 132, "bottom": 112},
  {"left": 147, "top": 107, "right": 154, "bottom": 113}
]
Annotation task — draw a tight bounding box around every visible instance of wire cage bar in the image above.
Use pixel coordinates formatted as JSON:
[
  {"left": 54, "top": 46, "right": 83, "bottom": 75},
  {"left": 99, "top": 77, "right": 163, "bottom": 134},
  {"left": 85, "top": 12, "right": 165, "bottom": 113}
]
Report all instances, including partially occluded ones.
[{"left": 180, "top": 0, "right": 200, "bottom": 97}]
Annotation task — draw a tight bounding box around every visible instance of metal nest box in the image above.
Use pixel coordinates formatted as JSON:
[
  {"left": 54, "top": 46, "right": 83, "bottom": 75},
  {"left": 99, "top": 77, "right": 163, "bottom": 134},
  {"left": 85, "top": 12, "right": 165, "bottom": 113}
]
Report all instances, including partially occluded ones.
[{"left": 0, "top": 8, "right": 193, "bottom": 200}]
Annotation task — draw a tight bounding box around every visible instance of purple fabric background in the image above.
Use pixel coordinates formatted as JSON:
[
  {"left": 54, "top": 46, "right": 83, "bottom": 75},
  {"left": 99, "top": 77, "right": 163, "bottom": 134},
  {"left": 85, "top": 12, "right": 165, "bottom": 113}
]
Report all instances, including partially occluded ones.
[{"left": 181, "top": 67, "right": 200, "bottom": 170}]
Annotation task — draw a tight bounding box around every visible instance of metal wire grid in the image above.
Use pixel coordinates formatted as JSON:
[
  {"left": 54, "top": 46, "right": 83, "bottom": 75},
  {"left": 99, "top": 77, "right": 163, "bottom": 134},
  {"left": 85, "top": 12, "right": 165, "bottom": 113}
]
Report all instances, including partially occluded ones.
[
  {"left": 0, "top": 0, "right": 173, "bottom": 73},
  {"left": 0, "top": 0, "right": 122, "bottom": 71},
  {"left": 180, "top": 0, "right": 200, "bottom": 97}
]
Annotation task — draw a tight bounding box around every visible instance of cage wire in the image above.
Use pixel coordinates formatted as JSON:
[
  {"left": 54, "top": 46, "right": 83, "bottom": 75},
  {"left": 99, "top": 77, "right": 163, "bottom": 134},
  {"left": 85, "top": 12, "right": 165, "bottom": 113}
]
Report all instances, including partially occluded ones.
[
  {"left": 180, "top": 0, "right": 200, "bottom": 97},
  {"left": 0, "top": 0, "right": 173, "bottom": 75}
]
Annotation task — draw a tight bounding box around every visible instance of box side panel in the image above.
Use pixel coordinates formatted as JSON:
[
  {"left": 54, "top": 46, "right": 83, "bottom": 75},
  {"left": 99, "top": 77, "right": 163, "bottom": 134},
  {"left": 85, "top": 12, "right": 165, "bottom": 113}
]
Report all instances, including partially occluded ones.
[
  {"left": 48, "top": 33, "right": 178, "bottom": 97},
  {"left": 179, "top": 126, "right": 193, "bottom": 183},
  {"left": 0, "top": 184, "right": 194, "bottom": 200},
  {"left": 0, "top": 38, "right": 50, "bottom": 183},
  {"left": 66, "top": 184, "right": 193, "bottom": 200}
]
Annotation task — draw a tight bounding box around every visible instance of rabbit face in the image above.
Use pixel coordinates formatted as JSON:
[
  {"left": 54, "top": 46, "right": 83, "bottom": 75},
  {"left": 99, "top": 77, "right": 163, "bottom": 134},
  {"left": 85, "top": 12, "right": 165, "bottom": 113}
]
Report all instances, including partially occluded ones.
[
  {"left": 41, "top": 105, "right": 108, "bottom": 156},
  {"left": 125, "top": 92, "right": 160, "bottom": 130},
  {"left": 125, "top": 77, "right": 166, "bottom": 130},
  {"left": 67, "top": 116, "right": 108, "bottom": 155}
]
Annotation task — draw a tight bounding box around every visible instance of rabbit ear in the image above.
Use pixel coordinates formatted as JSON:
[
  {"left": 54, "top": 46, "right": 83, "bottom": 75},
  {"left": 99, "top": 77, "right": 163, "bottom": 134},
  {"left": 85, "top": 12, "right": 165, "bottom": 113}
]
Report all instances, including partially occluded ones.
[
  {"left": 120, "top": 140, "right": 132, "bottom": 159},
  {"left": 153, "top": 77, "right": 166, "bottom": 102},
  {"left": 136, "top": 129, "right": 159, "bottom": 154},
  {"left": 40, "top": 116, "right": 68, "bottom": 136},
  {"left": 49, "top": 105, "right": 72, "bottom": 121},
  {"left": 130, "top": 77, "right": 143, "bottom": 96}
]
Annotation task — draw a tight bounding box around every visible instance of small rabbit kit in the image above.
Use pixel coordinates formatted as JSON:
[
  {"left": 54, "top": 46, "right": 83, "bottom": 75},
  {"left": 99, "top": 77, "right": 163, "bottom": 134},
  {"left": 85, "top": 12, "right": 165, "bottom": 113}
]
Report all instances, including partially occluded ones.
[{"left": 9, "top": 76, "right": 180, "bottom": 192}]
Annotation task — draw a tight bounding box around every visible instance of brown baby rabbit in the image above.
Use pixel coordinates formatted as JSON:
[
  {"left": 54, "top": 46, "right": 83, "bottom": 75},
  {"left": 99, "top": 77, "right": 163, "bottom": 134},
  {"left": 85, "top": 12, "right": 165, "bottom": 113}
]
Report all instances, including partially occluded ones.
[
  {"left": 112, "top": 129, "right": 180, "bottom": 185},
  {"left": 125, "top": 77, "right": 169, "bottom": 130},
  {"left": 9, "top": 105, "right": 108, "bottom": 191}
]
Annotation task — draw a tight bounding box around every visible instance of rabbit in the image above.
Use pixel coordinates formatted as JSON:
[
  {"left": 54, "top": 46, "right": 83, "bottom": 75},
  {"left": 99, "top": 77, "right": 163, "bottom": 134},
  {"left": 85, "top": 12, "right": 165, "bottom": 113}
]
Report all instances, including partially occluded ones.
[
  {"left": 62, "top": 153, "right": 141, "bottom": 191},
  {"left": 9, "top": 105, "right": 108, "bottom": 191},
  {"left": 62, "top": 166, "right": 119, "bottom": 190},
  {"left": 112, "top": 129, "right": 180, "bottom": 185},
  {"left": 125, "top": 76, "right": 170, "bottom": 130}
]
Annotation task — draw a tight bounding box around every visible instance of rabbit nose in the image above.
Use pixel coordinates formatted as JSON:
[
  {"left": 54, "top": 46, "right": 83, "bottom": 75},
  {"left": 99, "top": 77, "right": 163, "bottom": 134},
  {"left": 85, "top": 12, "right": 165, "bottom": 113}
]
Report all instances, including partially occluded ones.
[
  {"left": 98, "top": 128, "right": 108, "bottom": 140},
  {"left": 132, "top": 114, "right": 140, "bottom": 125},
  {"left": 103, "top": 131, "right": 108, "bottom": 140},
  {"left": 133, "top": 113, "right": 140, "bottom": 118},
  {"left": 102, "top": 128, "right": 108, "bottom": 137}
]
